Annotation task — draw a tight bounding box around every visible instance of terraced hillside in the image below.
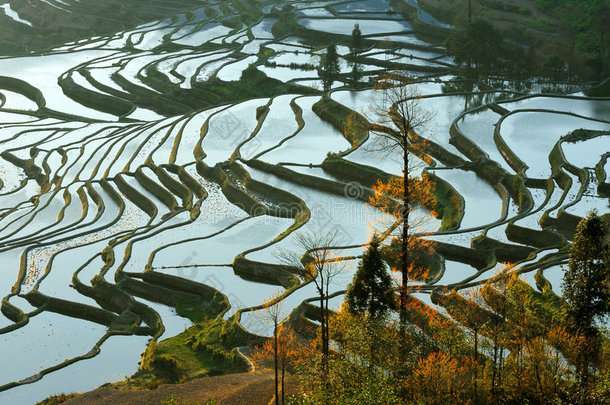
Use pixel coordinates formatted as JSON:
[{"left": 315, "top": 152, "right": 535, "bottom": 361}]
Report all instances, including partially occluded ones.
[{"left": 0, "top": 0, "right": 608, "bottom": 403}]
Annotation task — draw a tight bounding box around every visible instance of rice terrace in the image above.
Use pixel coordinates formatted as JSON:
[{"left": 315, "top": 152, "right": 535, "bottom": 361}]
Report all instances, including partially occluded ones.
[{"left": 0, "top": 0, "right": 608, "bottom": 404}]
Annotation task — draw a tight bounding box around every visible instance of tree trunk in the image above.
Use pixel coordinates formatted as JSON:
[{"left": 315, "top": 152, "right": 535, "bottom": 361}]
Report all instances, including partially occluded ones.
[
  {"left": 274, "top": 321, "right": 279, "bottom": 405},
  {"left": 491, "top": 322, "right": 499, "bottom": 401},
  {"left": 324, "top": 288, "right": 330, "bottom": 357},
  {"left": 400, "top": 142, "right": 410, "bottom": 364},
  {"left": 577, "top": 349, "right": 589, "bottom": 395},
  {"left": 569, "top": 39, "right": 575, "bottom": 82},
  {"left": 474, "top": 328, "right": 478, "bottom": 405},
  {"left": 535, "top": 362, "right": 544, "bottom": 398},
  {"left": 319, "top": 291, "right": 329, "bottom": 402},
  {"left": 491, "top": 341, "right": 497, "bottom": 400},
  {"left": 319, "top": 293, "right": 326, "bottom": 357},
  {"left": 281, "top": 358, "right": 285, "bottom": 405}
]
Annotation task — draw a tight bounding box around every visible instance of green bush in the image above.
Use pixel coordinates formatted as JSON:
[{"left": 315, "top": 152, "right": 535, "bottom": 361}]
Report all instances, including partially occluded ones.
[
  {"left": 222, "top": 17, "right": 242, "bottom": 29},
  {"left": 35, "top": 393, "right": 80, "bottom": 405},
  {"left": 529, "top": 17, "right": 555, "bottom": 32},
  {"left": 151, "top": 354, "right": 186, "bottom": 383},
  {"left": 204, "top": 6, "right": 218, "bottom": 18}
]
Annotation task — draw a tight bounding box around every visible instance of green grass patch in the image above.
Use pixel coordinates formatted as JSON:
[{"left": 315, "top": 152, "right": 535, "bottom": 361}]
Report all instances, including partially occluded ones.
[
  {"left": 321, "top": 155, "right": 391, "bottom": 187},
  {"left": 312, "top": 96, "right": 369, "bottom": 148},
  {"left": 471, "top": 234, "right": 536, "bottom": 263},
  {"left": 195, "top": 64, "right": 318, "bottom": 107},
  {"left": 127, "top": 316, "right": 256, "bottom": 388},
  {"left": 222, "top": 17, "right": 243, "bottom": 30},
  {"left": 501, "top": 173, "right": 532, "bottom": 213},
  {"left": 424, "top": 171, "right": 464, "bottom": 231}
]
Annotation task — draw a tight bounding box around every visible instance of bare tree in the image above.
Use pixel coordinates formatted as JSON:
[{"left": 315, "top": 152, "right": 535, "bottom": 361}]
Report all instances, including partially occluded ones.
[
  {"left": 277, "top": 231, "right": 345, "bottom": 385},
  {"left": 252, "top": 294, "right": 313, "bottom": 405},
  {"left": 364, "top": 73, "right": 435, "bottom": 355},
  {"left": 254, "top": 292, "right": 287, "bottom": 405}
]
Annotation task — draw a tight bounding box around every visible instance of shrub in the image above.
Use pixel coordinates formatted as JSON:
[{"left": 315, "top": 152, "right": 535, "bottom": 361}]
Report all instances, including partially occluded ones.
[
  {"left": 151, "top": 354, "right": 186, "bottom": 383},
  {"left": 35, "top": 394, "right": 80, "bottom": 405}
]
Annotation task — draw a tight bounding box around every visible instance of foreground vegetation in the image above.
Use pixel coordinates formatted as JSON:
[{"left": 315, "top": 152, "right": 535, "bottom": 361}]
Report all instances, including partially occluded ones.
[{"left": 251, "top": 214, "right": 609, "bottom": 405}]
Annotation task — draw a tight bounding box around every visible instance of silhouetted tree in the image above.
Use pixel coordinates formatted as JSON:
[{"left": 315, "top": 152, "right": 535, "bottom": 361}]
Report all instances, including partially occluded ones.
[
  {"left": 350, "top": 23, "right": 362, "bottom": 56},
  {"left": 364, "top": 76, "right": 437, "bottom": 377},
  {"left": 350, "top": 24, "right": 363, "bottom": 88},
  {"left": 345, "top": 236, "right": 395, "bottom": 319},
  {"left": 254, "top": 292, "right": 287, "bottom": 405},
  {"left": 446, "top": 19, "right": 503, "bottom": 78},
  {"left": 563, "top": 211, "right": 609, "bottom": 337},
  {"left": 320, "top": 44, "right": 340, "bottom": 92},
  {"left": 590, "top": 0, "right": 610, "bottom": 78},
  {"left": 562, "top": 211, "right": 609, "bottom": 387}
]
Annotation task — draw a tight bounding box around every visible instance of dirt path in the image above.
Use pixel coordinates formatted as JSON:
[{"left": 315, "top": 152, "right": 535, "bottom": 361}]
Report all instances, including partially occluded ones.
[{"left": 62, "top": 371, "right": 298, "bottom": 405}]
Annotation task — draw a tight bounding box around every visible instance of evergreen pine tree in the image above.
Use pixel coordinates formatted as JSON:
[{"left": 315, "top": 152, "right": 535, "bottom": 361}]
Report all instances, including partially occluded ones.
[
  {"left": 562, "top": 210, "right": 609, "bottom": 388},
  {"left": 562, "top": 210, "right": 610, "bottom": 338},
  {"left": 350, "top": 23, "right": 362, "bottom": 55},
  {"left": 346, "top": 236, "right": 395, "bottom": 319},
  {"left": 321, "top": 43, "right": 340, "bottom": 92},
  {"left": 350, "top": 24, "right": 363, "bottom": 89}
]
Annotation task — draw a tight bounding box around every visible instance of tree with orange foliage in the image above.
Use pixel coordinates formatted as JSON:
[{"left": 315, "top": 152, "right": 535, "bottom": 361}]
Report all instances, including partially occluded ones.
[
  {"left": 471, "top": 270, "right": 586, "bottom": 402},
  {"left": 545, "top": 325, "right": 607, "bottom": 403},
  {"left": 410, "top": 351, "right": 474, "bottom": 405},
  {"left": 422, "top": 296, "right": 468, "bottom": 358},
  {"left": 439, "top": 286, "right": 502, "bottom": 404},
  {"left": 459, "top": 271, "right": 542, "bottom": 402},
  {"left": 252, "top": 293, "right": 287, "bottom": 405},
  {"left": 251, "top": 323, "right": 315, "bottom": 405},
  {"left": 364, "top": 73, "right": 437, "bottom": 351}
]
